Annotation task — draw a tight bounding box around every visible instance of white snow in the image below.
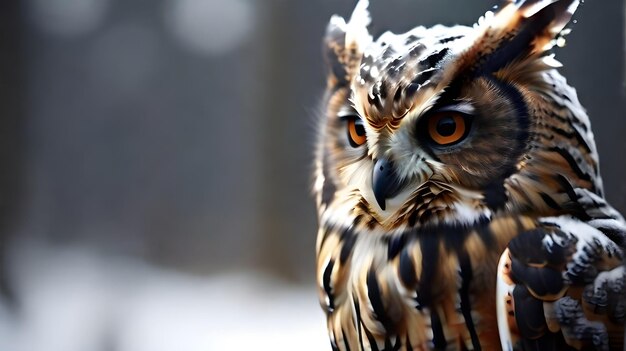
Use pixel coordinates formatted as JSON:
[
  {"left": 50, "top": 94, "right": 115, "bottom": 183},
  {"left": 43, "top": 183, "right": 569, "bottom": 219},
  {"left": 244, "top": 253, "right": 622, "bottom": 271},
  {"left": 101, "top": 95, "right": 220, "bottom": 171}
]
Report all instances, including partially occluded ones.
[{"left": 0, "top": 243, "right": 328, "bottom": 351}]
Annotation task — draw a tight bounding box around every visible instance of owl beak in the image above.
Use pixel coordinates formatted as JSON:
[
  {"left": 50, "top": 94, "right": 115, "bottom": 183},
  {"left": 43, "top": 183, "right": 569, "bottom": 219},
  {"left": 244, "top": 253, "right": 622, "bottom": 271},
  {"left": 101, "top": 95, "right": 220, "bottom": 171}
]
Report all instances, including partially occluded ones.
[{"left": 372, "top": 158, "right": 403, "bottom": 211}]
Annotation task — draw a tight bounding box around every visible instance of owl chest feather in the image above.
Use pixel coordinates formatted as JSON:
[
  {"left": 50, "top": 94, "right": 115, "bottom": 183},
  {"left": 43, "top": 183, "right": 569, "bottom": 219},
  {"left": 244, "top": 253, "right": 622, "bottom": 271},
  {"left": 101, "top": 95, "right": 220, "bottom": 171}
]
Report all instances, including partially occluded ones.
[{"left": 318, "top": 213, "right": 537, "bottom": 350}]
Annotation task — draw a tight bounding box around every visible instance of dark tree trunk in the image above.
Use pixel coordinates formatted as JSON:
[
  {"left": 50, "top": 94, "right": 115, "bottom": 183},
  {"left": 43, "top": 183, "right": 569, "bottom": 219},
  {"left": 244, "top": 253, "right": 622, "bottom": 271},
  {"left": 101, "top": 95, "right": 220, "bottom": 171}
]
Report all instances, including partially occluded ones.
[{"left": 0, "top": 0, "right": 24, "bottom": 306}]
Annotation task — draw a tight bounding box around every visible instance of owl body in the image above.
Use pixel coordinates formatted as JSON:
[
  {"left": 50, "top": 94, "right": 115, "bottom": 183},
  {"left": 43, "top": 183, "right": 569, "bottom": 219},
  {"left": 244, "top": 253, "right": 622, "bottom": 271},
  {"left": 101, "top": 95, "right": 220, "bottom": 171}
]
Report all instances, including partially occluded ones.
[{"left": 314, "top": 1, "right": 626, "bottom": 350}]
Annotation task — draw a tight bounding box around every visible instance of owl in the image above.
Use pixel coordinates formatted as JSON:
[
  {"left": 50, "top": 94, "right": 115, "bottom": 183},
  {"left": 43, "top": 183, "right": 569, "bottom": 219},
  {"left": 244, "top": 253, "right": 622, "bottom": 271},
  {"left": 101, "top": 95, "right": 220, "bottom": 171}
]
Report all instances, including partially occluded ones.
[{"left": 313, "top": 0, "right": 626, "bottom": 350}]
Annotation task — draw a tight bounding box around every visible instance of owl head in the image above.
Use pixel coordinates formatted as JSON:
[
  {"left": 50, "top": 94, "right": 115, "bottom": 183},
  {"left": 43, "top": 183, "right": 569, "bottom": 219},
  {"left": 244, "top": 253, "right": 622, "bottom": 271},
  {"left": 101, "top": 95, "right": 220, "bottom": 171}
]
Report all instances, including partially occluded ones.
[{"left": 314, "top": 0, "right": 601, "bottom": 232}]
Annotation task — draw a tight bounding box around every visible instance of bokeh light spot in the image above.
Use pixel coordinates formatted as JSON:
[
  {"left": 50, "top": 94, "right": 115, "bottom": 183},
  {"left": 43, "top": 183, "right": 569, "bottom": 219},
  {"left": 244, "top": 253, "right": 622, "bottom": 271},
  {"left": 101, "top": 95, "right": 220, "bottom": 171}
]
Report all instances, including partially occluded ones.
[
  {"left": 164, "top": 0, "right": 254, "bottom": 56},
  {"left": 28, "top": 0, "right": 109, "bottom": 38}
]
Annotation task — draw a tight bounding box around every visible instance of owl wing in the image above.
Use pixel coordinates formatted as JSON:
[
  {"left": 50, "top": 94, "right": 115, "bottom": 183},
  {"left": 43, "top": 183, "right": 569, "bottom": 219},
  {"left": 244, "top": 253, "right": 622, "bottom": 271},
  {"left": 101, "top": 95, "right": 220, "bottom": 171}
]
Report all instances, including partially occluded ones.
[{"left": 497, "top": 207, "right": 626, "bottom": 350}]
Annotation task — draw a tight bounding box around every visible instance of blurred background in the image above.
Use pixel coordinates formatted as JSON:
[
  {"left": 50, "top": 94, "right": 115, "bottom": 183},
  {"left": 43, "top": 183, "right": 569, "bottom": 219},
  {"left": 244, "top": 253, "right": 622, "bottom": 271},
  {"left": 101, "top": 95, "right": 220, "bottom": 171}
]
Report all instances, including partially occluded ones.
[{"left": 0, "top": 0, "right": 623, "bottom": 350}]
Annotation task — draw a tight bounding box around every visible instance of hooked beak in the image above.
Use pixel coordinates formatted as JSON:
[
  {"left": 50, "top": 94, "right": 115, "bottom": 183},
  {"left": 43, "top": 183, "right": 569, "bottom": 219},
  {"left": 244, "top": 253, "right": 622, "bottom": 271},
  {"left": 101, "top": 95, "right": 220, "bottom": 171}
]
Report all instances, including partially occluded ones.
[{"left": 372, "top": 158, "right": 403, "bottom": 211}]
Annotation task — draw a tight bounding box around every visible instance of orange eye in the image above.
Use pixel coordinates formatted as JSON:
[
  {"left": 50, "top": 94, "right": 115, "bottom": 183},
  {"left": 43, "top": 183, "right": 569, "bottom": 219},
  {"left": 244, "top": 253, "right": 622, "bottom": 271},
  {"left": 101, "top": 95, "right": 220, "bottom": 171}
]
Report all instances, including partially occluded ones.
[
  {"left": 427, "top": 112, "right": 468, "bottom": 146},
  {"left": 347, "top": 118, "right": 367, "bottom": 147}
]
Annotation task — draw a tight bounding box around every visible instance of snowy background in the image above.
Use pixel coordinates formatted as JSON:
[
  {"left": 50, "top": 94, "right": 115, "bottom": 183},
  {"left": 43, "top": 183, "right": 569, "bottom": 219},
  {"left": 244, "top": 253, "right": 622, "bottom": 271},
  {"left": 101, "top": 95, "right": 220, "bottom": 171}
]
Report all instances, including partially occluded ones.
[
  {"left": 0, "top": 0, "right": 623, "bottom": 350},
  {"left": 0, "top": 243, "right": 327, "bottom": 351}
]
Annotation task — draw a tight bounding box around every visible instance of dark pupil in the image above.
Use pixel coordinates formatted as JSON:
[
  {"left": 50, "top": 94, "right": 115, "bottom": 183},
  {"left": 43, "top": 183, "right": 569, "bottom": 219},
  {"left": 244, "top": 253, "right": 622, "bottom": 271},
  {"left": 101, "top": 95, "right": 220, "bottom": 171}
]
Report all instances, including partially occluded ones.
[
  {"left": 354, "top": 121, "right": 366, "bottom": 136},
  {"left": 436, "top": 116, "right": 456, "bottom": 136}
]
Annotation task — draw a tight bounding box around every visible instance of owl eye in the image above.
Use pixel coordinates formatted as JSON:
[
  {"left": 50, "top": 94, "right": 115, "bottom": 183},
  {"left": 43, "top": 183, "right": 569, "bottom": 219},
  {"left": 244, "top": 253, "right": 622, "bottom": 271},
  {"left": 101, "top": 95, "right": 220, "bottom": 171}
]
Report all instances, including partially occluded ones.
[
  {"left": 426, "top": 111, "right": 471, "bottom": 146},
  {"left": 347, "top": 117, "right": 367, "bottom": 147}
]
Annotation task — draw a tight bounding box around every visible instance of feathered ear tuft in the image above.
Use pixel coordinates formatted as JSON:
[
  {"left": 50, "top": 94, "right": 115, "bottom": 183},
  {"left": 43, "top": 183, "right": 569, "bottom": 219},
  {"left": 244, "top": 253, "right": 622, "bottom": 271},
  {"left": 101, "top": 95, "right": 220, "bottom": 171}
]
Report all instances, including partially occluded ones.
[
  {"left": 345, "top": 0, "right": 372, "bottom": 49},
  {"left": 322, "top": 0, "right": 372, "bottom": 88},
  {"left": 467, "top": 0, "right": 579, "bottom": 75},
  {"left": 514, "top": 0, "right": 579, "bottom": 52}
]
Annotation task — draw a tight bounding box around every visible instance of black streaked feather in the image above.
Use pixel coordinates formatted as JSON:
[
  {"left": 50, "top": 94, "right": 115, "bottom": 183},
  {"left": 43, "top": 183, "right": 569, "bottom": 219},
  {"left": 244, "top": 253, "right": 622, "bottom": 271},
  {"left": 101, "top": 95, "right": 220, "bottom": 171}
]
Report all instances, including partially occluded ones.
[
  {"left": 418, "top": 48, "right": 450, "bottom": 69},
  {"left": 419, "top": 234, "right": 440, "bottom": 306},
  {"left": 430, "top": 310, "right": 447, "bottom": 350},
  {"left": 367, "top": 268, "right": 396, "bottom": 333},
  {"left": 364, "top": 326, "right": 380, "bottom": 351},
  {"left": 323, "top": 258, "right": 336, "bottom": 312},
  {"left": 342, "top": 328, "right": 352, "bottom": 351},
  {"left": 549, "top": 146, "right": 594, "bottom": 186},
  {"left": 459, "top": 253, "right": 481, "bottom": 351},
  {"left": 513, "top": 285, "right": 548, "bottom": 339},
  {"left": 340, "top": 229, "right": 358, "bottom": 264},
  {"left": 398, "top": 246, "right": 417, "bottom": 289}
]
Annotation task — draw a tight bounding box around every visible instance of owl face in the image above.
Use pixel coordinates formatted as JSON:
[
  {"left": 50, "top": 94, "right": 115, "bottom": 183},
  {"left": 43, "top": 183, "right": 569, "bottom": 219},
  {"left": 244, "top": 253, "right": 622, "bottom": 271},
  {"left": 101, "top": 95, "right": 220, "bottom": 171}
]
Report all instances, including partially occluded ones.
[{"left": 315, "top": 0, "right": 597, "bottom": 231}]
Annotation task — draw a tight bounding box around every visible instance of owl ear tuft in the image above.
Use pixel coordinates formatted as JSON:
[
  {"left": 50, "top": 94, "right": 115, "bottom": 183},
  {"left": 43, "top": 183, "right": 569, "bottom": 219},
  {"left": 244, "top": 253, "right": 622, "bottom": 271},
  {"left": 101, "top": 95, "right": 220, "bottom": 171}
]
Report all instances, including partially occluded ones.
[
  {"left": 323, "top": 0, "right": 372, "bottom": 87},
  {"left": 514, "top": 0, "right": 579, "bottom": 51},
  {"left": 473, "top": 0, "right": 579, "bottom": 74}
]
